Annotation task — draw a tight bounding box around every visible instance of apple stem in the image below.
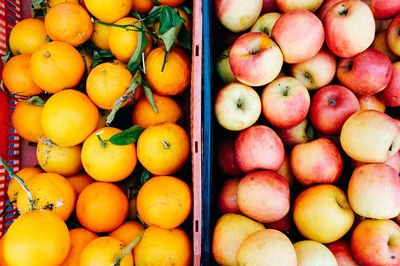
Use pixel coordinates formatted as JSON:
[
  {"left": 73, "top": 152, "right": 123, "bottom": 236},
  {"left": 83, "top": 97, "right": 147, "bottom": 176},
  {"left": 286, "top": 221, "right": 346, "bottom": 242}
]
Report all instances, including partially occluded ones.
[
  {"left": 237, "top": 98, "right": 242, "bottom": 108},
  {"left": 338, "top": 5, "right": 349, "bottom": 16},
  {"left": 304, "top": 72, "right": 311, "bottom": 80},
  {"left": 328, "top": 98, "right": 337, "bottom": 106}
]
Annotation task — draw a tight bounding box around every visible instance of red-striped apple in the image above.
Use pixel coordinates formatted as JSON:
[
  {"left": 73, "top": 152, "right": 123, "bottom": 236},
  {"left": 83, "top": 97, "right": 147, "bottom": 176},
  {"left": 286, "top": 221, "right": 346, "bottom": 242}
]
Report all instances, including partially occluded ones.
[
  {"left": 380, "top": 62, "right": 400, "bottom": 107},
  {"left": 370, "top": 0, "right": 400, "bottom": 20},
  {"left": 218, "top": 178, "right": 241, "bottom": 214},
  {"left": 357, "top": 94, "right": 386, "bottom": 112},
  {"left": 351, "top": 151, "right": 400, "bottom": 173},
  {"left": 217, "top": 137, "right": 244, "bottom": 176},
  {"left": 276, "top": 0, "right": 324, "bottom": 12},
  {"left": 387, "top": 15, "right": 400, "bottom": 56},
  {"left": 327, "top": 240, "right": 358, "bottom": 266}
]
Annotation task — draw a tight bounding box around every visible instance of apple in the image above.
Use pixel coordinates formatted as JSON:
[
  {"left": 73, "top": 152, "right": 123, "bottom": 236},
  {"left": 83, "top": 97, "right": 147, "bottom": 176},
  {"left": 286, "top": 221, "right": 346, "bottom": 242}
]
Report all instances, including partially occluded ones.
[
  {"left": 237, "top": 229, "right": 297, "bottom": 265},
  {"left": 318, "top": 0, "right": 351, "bottom": 21},
  {"left": 324, "top": 0, "right": 375, "bottom": 58},
  {"left": 337, "top": 48, "right": 393, "bottom": 96},
  {"left": 276, "top": 154, "right": 296, "bottom": 186},
  {"left": 275, "top": 118, "right": 314, "bottom": 147},
  {"left": 351, "top": 219, "right": 400, "bottom": 266},
  {"left": 237, "top": 170, "right": 290, "bottom": 223},
  {"left": 357, "top": 94, "right": 386, "bottom": 112},
  {"left": 261, "top": 77, "right": 310, "bottom": 128},
  {"left": 294, "top": 240, "right": 338, "bottom": 266},
  {"left": 215, "top": 0, "right": 263, "bottom": 33},
  {"left": 214, "top": 82, "right": 262, "bottom": 131},
  {"left": 310, "top": 85, "right": 360, "bottom": 135},
  {"left": 290, "top": 47, "right": 337, "bottom": 91},
  {"left": 348, "top": 163, "right": 400, "bottom": 219},
  {"left": 218, "top": 178, "right": 241, "bottom": 214},
  {"left": 380, "top": 62, "right": 400, "bottom": 107},
  {"left": 351, "top": 151, "right": 400, "bottom": 172},
  {"left": 276, "top": 0, "right": 324, "bottom": 12},
  {"left": 272, "top": 9, "right": 324, "bottom": 64},
  {"left": 216, "top": 47, "right": 238, "bottom": 84},
  {"left": 293, "top": 184, "right": 354, "bottom": 244},
  {"left": 370, "top": 0, "right": 400, "bottom": 20},
  {"left": 327, "top": 240, "right": 359, "bottom": 266},
  {"left": 229, "top": 32, "right": 283, "bottom": 86},
  {"left": 217, "top": 137, "right": 244, "bottom": 176},
  {"left": 261, "top": 0, "right": 278, "bottom": 14},
  {"left": 250, "top": 12, "right": 281, "bottom": 36},
  {"left": 212, "top": 213, "right": 265, "bottom": 265},
  {"left": 386, "top": 14, "right": 400, "bottom": 56},
  {"left": 290, "top": 138, "right": 343, "bottom": 186},
  {"left": 265, "top": 212, "right": 292, "bottom": 233},
  {"left": 372, "top": 31, "right": 399, "bottom": 62},
  {"left": 234, "top": 125, "right": 285, "bottom": 173},
  {"left": 340, "top": 110, "right": 400, "bottom": 163}
]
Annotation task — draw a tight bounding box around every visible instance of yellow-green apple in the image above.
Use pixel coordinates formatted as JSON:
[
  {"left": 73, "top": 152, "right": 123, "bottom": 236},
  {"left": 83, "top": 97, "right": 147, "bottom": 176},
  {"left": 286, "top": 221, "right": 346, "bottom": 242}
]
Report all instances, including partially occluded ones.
[
  {"left": 372, "top": 31, "right": 399, "bottom": 62},
  {"left": 217, "top": 137, "right": 244, "bottom": 176},
  {"left": 337, "top": 48, "right": 393, "bottom": 96},
  {"left": 340, "top": 110, "right": 400, "bottom": 163},
  {"left": 310, "top": 85, "right": 360, "bottom": 135},
  {"left": 229, "top": 32, "right": 283, "bottom": 86},
  {"left": 276, "top": 0, "right": 324, "bottom": 12},
  {"left": 261, "top": 77, "right": 310, "bottom": 128},
  {"left": 214, "top": 0, "right": 263, "bottom": 33},
  {"left": 386, "top": 15, "right": 400, "bottom": 56},
  {"left": 370, "top": 0, "right": 400, "bottom": 20},
  {"left": 327, "top": 240, "right": 359, "bottom": 266},
  {"left": 265, "top": 212, "right": 293, "bottom": 233},
  {"left": 357, "top": 94, "right": 386, "bottom": 112},
  {"left": 275, "top": 118, "right": 314, "bottom": 147},
  {"left": 250, "top": 12, "right": 281, "bottom": 36},
  {"left": 212, "top": 213, "right": 265, "bottom": 265},
  {"left": 218, "top": 178, "right": 241, "bottom": 214},
  {"left": 277, "top": 154, "right": 296, "bottom": 186},
  {"left": 290, "top": 47, "right": 337, "bottom": 91},
  {"left": 237, "top": 229, "right": 297, "bottom": 265},
  {"left": 351, "top": 219, "right": 400, "bottom": 266},
  {"left": 294, "top": 240, "right": 338, "bottom": 266},
  {"left": 380, "top": 62, "right": 400, "bottom": 107},
  {"left": 351, "top": 151, "right": 400, "bottom": 173},
  {"left": 216, "top": 47, "right": 238, "bottom": 84},
  {"left": 234, "top": 125, "right": 285, "bottom": 173},
  {"left": 290, "top": 138, "right": 343, "bottom": 186},
  {"left": 237, "top": 170, "right": 290, "bottom": 223},
  {"left": 324, "top": 0, "right": 375, "bottom": 58},
  {"left": 271, "top": 9, "right": 324, "bottom": 64},
  {"left": 348, "top": 164, "right": 400, "bottom": 219},
  {"left": 261, "top": 0, "right": 278, "bottom": 14},
  {"left": 214, "top": 83, "right": 262, "bottom": 131},
  {"left": 293, "top": 184, "right": 355, "bottom": 244}
]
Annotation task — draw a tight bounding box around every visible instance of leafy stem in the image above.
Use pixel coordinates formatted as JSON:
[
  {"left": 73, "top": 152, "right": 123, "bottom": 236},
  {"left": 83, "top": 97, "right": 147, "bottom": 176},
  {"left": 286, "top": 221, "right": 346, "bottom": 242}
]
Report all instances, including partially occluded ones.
[
  {"left": 92, "top": 18, "right": 156, "bottom": 39},
  {"left": 114, "top": 231, "right": 144, "bottom": 266},
  {"left": 96, "top": 131, "right": 108, "bottom": 148}
]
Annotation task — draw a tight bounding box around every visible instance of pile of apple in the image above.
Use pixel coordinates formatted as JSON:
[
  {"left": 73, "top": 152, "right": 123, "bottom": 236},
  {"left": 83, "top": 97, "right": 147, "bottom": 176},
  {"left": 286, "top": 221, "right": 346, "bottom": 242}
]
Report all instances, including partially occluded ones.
[{"left": 212, "top": 0, "right": 400, "bottom": 265}]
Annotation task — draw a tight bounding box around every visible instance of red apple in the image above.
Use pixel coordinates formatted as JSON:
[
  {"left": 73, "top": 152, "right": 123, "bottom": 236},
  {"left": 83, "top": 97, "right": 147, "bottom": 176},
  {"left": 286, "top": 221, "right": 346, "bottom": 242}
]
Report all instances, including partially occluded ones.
[
  {"left": 250, "top": 12, "right": 281, "bottom": 36},
  {"left": 276, "top": 154, "right": 296, "bottom": 186},
  {"left": 370, "top": 0, "right": 400, "bottom": 20},
  {"left": 261, "top": 0, "right": 278, "bottom": 14},
  {"left": 237, "top": 170, "right": 290, "bottom": 223},
  {"left": 386, "top": 14, "right": 400, "bottom": 56},
  {"left": 310, "top": 85, "right": 360, "bottom": 135},
  {"left": 318, "top": 0, "right": 352, "bottom": 21},
  {"left": 380, "top": 62, "right": 400, "bottom": 107},
  {"left": 218, "top": 178, "right": 241, "bottom": 214},
  {"left": 234, "top": 125, "right": 285, "bottom": 173},
  {"left": 276, "top": 0, "right": 324, "bottom": 12},
  {"left": 217, "top": 137, "right": 244, "bottom": 176},
  {"left": 357, "top": 94, "right": 386, "bottom": 112},
  {"left": 351, "top": 152, "right": 400, "bottom": 173},
  {"left": 261, "top": 77, "right": 310, "bottom": 128},
  {"left": 327, "top": 240, "right": 359, "bottom": 266},
  {"left": 265, "top": 212, "right": 292, "bottom": 233},
  {"left": 275, "top": 118, "right": 314, "bottom": 147},
  {"left": 271, "top": 9, "right": 324, "bottom": 64},
  {"left": 372, "top": 31, "right": 399, "bottom": 62},
  {"left": 229, "top": 32, "right": 283, "bottom": 86}
]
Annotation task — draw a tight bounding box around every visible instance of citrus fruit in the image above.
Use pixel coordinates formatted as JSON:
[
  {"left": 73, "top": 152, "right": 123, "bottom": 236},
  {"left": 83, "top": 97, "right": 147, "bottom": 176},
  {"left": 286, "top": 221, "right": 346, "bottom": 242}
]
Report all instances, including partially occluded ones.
[
  {"left": 7, "top": 166, "right": 43, "bottom": 204},
  {"left": 132, "top": 94, "right": 183, "bottom": 128},
  {"left": 137, "top": 122, "right": 190, "bottom": 175},
  {"left": 61, "top": 228, "right": 98, "bottom": 266},
  {"left": 158, "top": 0, "right": 186, "bottom": 6},
  {"left": 132, "top": 0, "right": 154, "bottom": 13},
  {"left": 134, "top": 225, "right": 192, "bottom": 266},
  {"left": 3, "top": 210, "right": 70, "bottom": 266},
  {"left": 11, "top": 100, "right": 44, "bottom": 142},
  {"left": 145, "top": 46, "right": 190, "bottom": 95},
  {"left": 66, "top": 173, "right": 95, "bottom": 196},
  {"left": 41, "top": 89, "right": 99, "bottom": 147},
  {"left": 85, "top": 0, "right": 132, "bottom": 23},
  {"left": 30, "top": 41, "right": 85, "bottom": 93},
  {"left": 47, "top": 0, "right": 79, "bottom": 8},
  {"left": 36, "top": 137, "right": 83, "bottom": 176},
  {"left": 17, "top": 172, "right": 76, "bottom": 221},
  {"left": 76, "top": 182, "right": 129, "bottom": 232},
  {"left": 81, "top": 127, "right": 137, "bottom": 182},
  {"left": 91, "top": 22, "right": 110, "bottom": 50},
  {"left": 86, "top": 62, "right": 132, "bottom": 110},
  {"left": 109, "top": 221, "right": 144, "bottom": 257},
  {"left": 45, "top": 3, "right": 93, "bottom": 46},
  {"left": 9, "top": 18, "right": 47, "bottom": 55},
  {"left": 2, "top": 54, "right": 43, "bottom": 97},
  {"left": 136, "top": 176, "right": 192, "bottom": 229},
  {"left": 0, "top": 235, "right": 8, "bottom": 266}
]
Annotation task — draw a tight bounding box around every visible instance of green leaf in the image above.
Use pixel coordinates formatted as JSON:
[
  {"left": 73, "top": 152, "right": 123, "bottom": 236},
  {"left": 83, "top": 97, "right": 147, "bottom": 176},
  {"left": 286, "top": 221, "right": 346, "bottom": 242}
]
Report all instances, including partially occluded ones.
[
  {"left": 131, "top": 9, "right": 142, "bottom": 19},
  {"left": 127, "top": 26, "right": 150, "bottom": 72},
  {"left": 151, "top": 0, "right": 161, "bottom": 5},
  {"left": 140, "top": 169, "right": 152, "bottom": 185},
  {"left": 0, "top": 81, "right": 5, "bottom": 93},
  {"left": 31, "top": 0, "right": 45, "bottom": 7},
  {"left": 143, "top": 6, "right": 161, "bottom": 28},
  {"left": 100, "top": 50, "right": 114, "bottom": 58},
  {"left": 109, "top": 125, "right": 144, "bottom": 145},
  {"left": 159, "top": 6, "right": 185, "bottom": 35},
  {"left": 21, "top": 96, "right": 46, "bottom": 107},
  {"left": 2, "top": 45, "right": 12, "bottom": 64},
  {"left": 45, "top": 36, "right": 51, "bottom": 42},
  {"left": 181, "top": 5, "right": 192, "bottom": 15},
  {"left": 91, "top": 50, "right": 114, "bottom": 68},
  {"left": 159, "top": 24, "right": 183, "bottom": 52},
  {"left": 143, "top": 81, "right": 159, "bottom": 113},
  {"left": 177, "top": 23, "right": 191, "bottom": 49}
]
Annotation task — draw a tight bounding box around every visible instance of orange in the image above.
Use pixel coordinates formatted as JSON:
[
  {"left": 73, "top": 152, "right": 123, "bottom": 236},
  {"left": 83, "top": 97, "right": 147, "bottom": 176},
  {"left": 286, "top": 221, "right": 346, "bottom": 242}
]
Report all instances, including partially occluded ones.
[
  {"left": 109, "top": 221, "right": 144, "bottom": 257},
  {"left": 132, "top": 94, "right": 183, "bottom": 128},
  {"left": 137, "top": 122, "right": 190, "bottom": 175},
  {"left": 145, "top": 46, "right": 190, "bottom": 95},
  {"left": 9, "top": 18, "right": 47, "bottom": 55},
  {"left": 45, "top": 3, "right": 93, "bottom": 46},
  {"left": 76, "top": 182, "right": 129, "bottom": 232},
  {"left": 2, "top": 54, "right": 43, "bottom": 97},
  {"left": 0, "top": 235, "right": 8, "bottom": 266},
  {"left": 7, "top": 166, "right": 43, "bottom": 204},
  {"left": 17, "top": 173, "right": 76, "bottom": 221},
  {"left": 36, "top": 137, "right": 83, "bottom": 176},
  {"left": 136, "top": 176, "right": 192, "bottom": 229},
  {"left": 91, "top": 22, "right": 110, "bottom": 50},
  {"left": 30, "top": 41, "right": 85, "bottom": 93},
  {"left": 108, "top": 17, "right": 152, "bottom": 63},
  {"left": 81, "top": 127, "right": 137, "bottom": 182},
  {"left": 84, "top": 0, "right": 132, "bottom": 23},
  {"left": 66, "top": 173, "right": 95, "bottom": 196},
  {"left": 79, "top": 236, "right": 134, "bottom": 266},
  {"left": 132, "top": 0, "right": 154, "bottom": 13},
  {"left": 11, "top": 101, "right": 44, "bottom": 142},
  {"left": 134, "top": 225, "right": 192, "bottom": 266},
  {"left": 158, "top": 0, "right": 186, "bottom": 6},
  {"left": 86, "top": 62, "right": 132, "bottom": 110},
  {"left": 47, "top": 0, "right": 79, "bottom": 8},
  {"left": 41, "top": 89, "right": 99, "bottom": 147},
  {"left": 61, "top": 228, "right": 98, "bottom": 266},
  {"left": 4, "top": 210, "right": 70, "bottom": 266}
]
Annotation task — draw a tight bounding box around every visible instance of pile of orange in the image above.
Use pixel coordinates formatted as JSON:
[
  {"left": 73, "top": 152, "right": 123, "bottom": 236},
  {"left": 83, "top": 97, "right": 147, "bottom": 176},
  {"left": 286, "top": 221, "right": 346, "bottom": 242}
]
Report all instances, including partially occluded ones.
[{"left": 0, "top": 0, "right": 193, "bottom": 264}]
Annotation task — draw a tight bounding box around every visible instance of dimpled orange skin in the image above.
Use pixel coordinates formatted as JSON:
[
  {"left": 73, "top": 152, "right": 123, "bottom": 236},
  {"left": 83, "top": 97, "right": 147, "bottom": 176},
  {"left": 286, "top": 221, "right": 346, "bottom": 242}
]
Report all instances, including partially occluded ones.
[
  {"left": 17, "top": 173, "right": 76, "bottom": 221},
  {"left": 91, "top": 23, "right": 110, "bottom": 50},
  {"left": 132, "top": 0, "right": 154, "bottom": 13},
  {"left": 66, "top": 174, "right": 95, "bottom": 196},
  {"left": 11, "top": 101, "right": 44, "bottom": 143},
  {"left": 61, "top": 228, "right": 97, "bottom": 266},
  {"left": 41, "top": 89, "right": 99, "bottom": 147},
  {"left": 84, "top": 0, "right": 132, "bottom": 23},
  {"left": 9, "top": 18, "right": 47, "bottom": 55},
  {"left": 158, "top": 0, "right": 186, "bottom": 7},
  {"left": 7, "top": 167, "right": 43, "bottom": 205},
  {"left": 109, "top": 221, "right": 144, "bottom": 258}
]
